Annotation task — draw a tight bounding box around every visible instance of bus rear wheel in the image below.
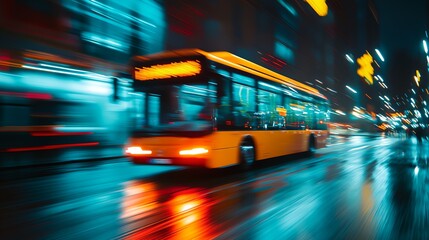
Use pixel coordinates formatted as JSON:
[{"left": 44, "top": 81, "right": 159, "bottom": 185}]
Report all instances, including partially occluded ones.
[
  {"left": 307, "top": 134, "right": 316, "bottom": 156},
  {"left": 239, "top": 141, "right": 255, "bottom": 170}
]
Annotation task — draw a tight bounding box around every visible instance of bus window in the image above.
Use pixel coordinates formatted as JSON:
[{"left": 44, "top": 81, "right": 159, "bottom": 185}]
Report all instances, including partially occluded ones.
[
  {"left": 303, "top": 102, "right": 315, "bottom": 130},
  {"left": 147, "top": 94, "right": 160, "bottom": 127},
  {"left": 133, "top": 82, "right": 216, "bottom": 136},
  {"left": 314, "top": 104, "right": 329, "bottom": 130},
  {"left": 286, "top": 99, "right": 306, "bottom": 130},
  {"left": 129, "top": 92, "right": 145, "bottom": 130},
  {"left": 232, "top": 73, "right": 255, "bottom": 86},
  {"left": 216, "top": 75, "right": 233, "bottom": 129},
  {"left": 232, "top": 83, "right": 255, "bottom": 129},
  {"left": 257, "top": 89, "right": 282, "bottom": 129}
]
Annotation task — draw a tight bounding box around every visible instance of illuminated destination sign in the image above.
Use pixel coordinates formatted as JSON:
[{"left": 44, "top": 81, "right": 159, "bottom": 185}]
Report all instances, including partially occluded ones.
[{"left": 135, "top": 60, "right": 202, "bottom": 81}]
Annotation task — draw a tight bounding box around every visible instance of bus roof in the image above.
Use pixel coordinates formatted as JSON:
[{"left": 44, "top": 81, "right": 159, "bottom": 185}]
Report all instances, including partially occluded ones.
[{"left": 134, "top": 49, "right": 327, "bottom": 100}]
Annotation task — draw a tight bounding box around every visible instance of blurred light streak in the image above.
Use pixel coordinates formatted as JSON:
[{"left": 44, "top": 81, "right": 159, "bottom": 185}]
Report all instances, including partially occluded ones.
[
  {"left": 346, "top": 85, "right": 357, "bottom": 93},
  {"left": 31, "top": 131, "right": 92, "bottom": 137},
  {"left": 327, "top": 87, "right": 337, "bottom": 93},
  {"left": 414, "top": 166, "right": 419, "bottom": 175},
  {"left": 82, "top": 32, "right": 124, "bottom": 52},
  {"left": 375, "top": 49, "right": 384, "bottom": 62},
  {"left": 40, "top": 63, "right": 89, "bottom": 74},
  {"left": 305, "top": 0, "right": 328, "bottom": 17},
  {"left": 373, "top": 50, "right": 383, "bottom": 63},
  {"left": 423, "top": 40, "right": 428, "bottom": 54},
  {"left": 0, "top": 91, "right": 52, "bottom": 100},
  {"left": 86, "top": 0, "right": 156, "bottom": 28},
  {"left": 374, "top": 60, "right": 381, "bottom": 68},
  {"left": 5, "top": 142, "right": 99, "bottom": 152},
  {"left": 277, "top": 0, "right": 298, "bottom": 16},
  {"left": 23, "top": 64, "right": 86, "bottom": 77},
  {"left": 348, "top": 145, "right": 369, "bottom": 152},
  {"left": 414, "top": 76, "right": 420, "bottom": 86},
  {"left": 22, "top": 64, "right": 108, "bottom": 81},
  {"left": 345, "top": 54, "right": 354, "bottom": 63},
  {"left": 135, "top": 61, "right": 202, "bottom": 81},
  {"left": 334, "top": 109, "right": 346, "bottom": 115}
]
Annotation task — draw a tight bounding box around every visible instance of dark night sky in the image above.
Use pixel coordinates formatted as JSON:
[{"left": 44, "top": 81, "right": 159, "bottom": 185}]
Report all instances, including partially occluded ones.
[{"left": 377, "top": 0, "right": 428, "bottom": 96}]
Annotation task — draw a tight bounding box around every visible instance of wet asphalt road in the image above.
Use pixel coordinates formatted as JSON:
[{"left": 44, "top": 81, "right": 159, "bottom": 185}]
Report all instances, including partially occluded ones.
[{"left": 1, "top": 135, "right": 429, "bottom": 240}]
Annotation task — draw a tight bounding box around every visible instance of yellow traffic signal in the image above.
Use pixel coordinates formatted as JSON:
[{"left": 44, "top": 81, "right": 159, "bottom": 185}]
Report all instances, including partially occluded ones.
[
  {"left": 305, "top": 0, "right": 328, "bottom": 17},
  {"left": 357, "top": 53, "right": 374, "bottom": 85},
  {"left": 415, "top": 70, "right": 421, "bottom": 86}
]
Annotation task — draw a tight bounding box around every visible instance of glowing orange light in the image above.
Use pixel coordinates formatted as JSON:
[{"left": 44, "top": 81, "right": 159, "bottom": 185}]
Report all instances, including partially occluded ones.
[
  {"left": 415, "top": 70, "right": 421, "bottom": 86},
  {"left": 135, "top": 60, "right": 201, "bottom": 81},
  {"left": 121, "top": 182, "right": 159, "bottom": 219},
  {"left": 276, "top": 107, "right": 287, "bottom": 116},
  {"left": 125, "top": 146, "right": 152, "bottom": 155},
  {"left": 289, "top": 103, "right": 305, "bottom": 109},
  {"left": 305, "top": 0, "right": 328, "bottom": 17},
  {"left": 179, "top": 148, "right": 208, "bottom": 155},
  {"left": 357, "top": 53, "right": 374, "bottom": 85}
]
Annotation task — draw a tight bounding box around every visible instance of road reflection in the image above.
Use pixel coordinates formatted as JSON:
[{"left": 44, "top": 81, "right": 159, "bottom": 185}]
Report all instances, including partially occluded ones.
[{"left": 2, "top": 136, "right": 429, "bottom": 239}]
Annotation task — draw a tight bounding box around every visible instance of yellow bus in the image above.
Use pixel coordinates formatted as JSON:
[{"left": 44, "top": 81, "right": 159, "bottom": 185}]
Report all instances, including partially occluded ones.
[{"left": 125, "top": 49, "right": 329, "bottom": 169}]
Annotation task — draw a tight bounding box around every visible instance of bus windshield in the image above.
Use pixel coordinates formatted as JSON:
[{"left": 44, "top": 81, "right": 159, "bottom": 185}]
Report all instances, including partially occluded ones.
[{"left": 131, "top": 81, "right": 217, "bottom": 137}]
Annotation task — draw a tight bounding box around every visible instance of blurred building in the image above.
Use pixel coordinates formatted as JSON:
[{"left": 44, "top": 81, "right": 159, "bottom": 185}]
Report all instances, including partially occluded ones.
[{"left": 326, "top": 0, "right": 381, "bottom": 130}]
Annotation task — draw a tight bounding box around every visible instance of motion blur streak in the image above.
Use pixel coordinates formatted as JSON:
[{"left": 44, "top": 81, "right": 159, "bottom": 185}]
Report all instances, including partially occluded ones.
[
  {"left": 5, "top": 142, "right": 99, "bottom": 152},
  {"left": 30, "top": 132, "right": 93, "bottom": 137}
]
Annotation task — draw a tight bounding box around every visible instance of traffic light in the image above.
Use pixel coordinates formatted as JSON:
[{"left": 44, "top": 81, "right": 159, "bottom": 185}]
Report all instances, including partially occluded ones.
[
  {"left": 357, "top": 53, "right": 374, "bottom": 85},
  {"left": 415, "top": 70, "right": 421, "bottom": 86},
  {"left": 305, "top": 0, "right": 328, "bottom": 17}
]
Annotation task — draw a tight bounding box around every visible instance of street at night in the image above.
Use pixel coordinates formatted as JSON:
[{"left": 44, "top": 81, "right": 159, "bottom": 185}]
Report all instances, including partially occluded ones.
[{"left": 1, "top": 135, "right": 429, "bottom": 239}]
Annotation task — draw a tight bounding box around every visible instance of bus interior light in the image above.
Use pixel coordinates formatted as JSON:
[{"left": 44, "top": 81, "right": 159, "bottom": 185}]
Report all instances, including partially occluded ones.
[
  {"left": 125, "top": 146, "right": 152, "bottom": 155},
  {"left": 179, "top": 147, "right": 209, "bottom": 155}
]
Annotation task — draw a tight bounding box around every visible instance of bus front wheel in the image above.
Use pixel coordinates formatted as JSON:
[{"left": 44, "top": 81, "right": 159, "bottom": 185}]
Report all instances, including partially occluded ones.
[{"left": 239, "top": 141, "right": 255, "bottom": 170}]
